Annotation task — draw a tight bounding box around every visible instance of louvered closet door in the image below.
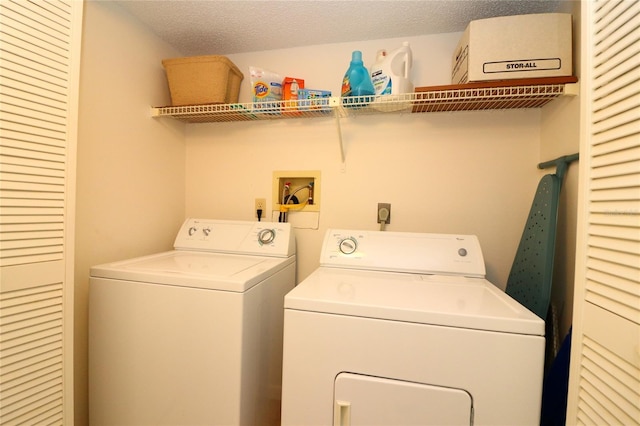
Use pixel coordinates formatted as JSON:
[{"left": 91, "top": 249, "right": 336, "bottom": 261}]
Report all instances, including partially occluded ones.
[
  {"left": 567, "top": 0, "right": 640, "bottom": 424},
  {"left": 0, "top": 0, "right": 83, "bottom": 424}
]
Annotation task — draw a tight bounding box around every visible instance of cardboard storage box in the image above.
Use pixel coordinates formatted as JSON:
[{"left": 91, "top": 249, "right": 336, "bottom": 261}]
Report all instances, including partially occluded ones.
[
  {"left": 452, "top": 13, "right": 572, "bottom": 84},
  {"left": 162, "top": 55, "right": 244, "bottom": 106}
]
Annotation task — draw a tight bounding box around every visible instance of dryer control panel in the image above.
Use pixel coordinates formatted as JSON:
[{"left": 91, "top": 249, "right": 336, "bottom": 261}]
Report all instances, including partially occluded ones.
[
  {"left": 320, "top": 229, "right": 485, "bottom": 277},
  {"left": 174, "top": 218, "right": 295, "bottom": 257}
]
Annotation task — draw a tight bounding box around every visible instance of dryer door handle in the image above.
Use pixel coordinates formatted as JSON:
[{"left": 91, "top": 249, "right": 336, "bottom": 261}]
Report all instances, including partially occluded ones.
[{"left": 334, "top": 400, "right": 351, "bottom": 426}]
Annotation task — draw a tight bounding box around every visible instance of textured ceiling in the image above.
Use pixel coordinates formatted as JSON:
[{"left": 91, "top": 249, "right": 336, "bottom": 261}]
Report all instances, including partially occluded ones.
[{"left": 112, "top": 0, "right": 570, "bottom": 56}]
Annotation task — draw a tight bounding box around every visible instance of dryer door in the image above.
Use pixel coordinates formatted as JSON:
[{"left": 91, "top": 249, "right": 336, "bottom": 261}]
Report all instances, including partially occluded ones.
[{"left": 334, "top": 373, "right": 472, "bottom": 426}]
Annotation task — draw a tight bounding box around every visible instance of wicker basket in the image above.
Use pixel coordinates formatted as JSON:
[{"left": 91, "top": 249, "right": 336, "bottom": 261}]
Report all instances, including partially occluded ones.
[{"left": 162, "top": 55, "right": 244, "bottom": 106}]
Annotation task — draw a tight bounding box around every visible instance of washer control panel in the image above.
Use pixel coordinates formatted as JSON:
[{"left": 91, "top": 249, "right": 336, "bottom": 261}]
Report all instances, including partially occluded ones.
[
  {"left": 338, "top": 236, "right": 358, "bottom": 255},
  {"left": 174, "top": 218, "right": 295, "bottom": 257},
  {"left": 321, "top": 229, "right": 485, "bottom": 277}
]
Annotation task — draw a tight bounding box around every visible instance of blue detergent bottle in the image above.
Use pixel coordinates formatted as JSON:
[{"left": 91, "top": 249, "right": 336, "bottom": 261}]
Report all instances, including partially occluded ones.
[{"left": 341, "top": 51, "right": 375, "bottom": 98}]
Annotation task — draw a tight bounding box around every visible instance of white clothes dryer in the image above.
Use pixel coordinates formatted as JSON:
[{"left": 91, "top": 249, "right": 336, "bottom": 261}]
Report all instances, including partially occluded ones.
[
  {"left": 281, "top": 229, "right": 545, "bottom": 426},
  {"left": 89, "top": 219, "right": 295, "bottom": 426}
]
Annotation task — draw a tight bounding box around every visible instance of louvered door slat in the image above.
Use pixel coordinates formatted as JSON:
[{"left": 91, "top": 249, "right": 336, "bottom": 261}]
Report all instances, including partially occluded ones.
[
  {"left": 1, "top": 239, "right": 64, "bottom": 251},
  {"left": 0, "top": 316, "right": 63, "bottom": 351},
  {"left": 1, "top": 162, "right": 66, "bottom": 176},
  {"left": 1, "top": 250, "right": 64, "bottom": 267},
  {"left": 2, "top": 197, "right": 65, "bottom": 208},
  {"left": 591, "top": 160, "right": 640, "bottom": 180},
  {"left": 2, "top": 365, "right": 62, "bottom": 404},
  {"left": 1, "top": 1, "right": 71, "bottom": 45},
  {"left": 23, "top": 407, "right": 63, "bottom": 426},
  {"left": 592, "top": 119, "right": 640, "bottom": 145},
  {"left": 593, "top": 92, "right": 640, "bottom": 125},
  {"left": 1, "top": 323, "right": 63, "bottom": 352},
  {"left": 33, "top": 0, "right": 71, "bottom": 18},
  {"left": 589, "top": 222, "right": 640, "bottom": 240},
  {"left": 587, "top": 253, "right": 640, "bottom": 282},
  {"left": 589, "top": 234, "right": 640, "bottom": 255},
  {"left": 593, "top": 44, "right": 640, "bottom": 89},
  {"left": 1, "top": 65, "right": 69, "bottom": 98},
  {"left": 1, "top": 383, "right": 63, "bottom": 425},
  {"left": 579, "top": 376, "right": 636, "bottom": 425},
  {"left": 1, "top": 85, "right": 67, "bottom": 112},
  {"left": 567, "top": 0, "right": 640, "bottom": 423},
  {"left": 1, "top": 107, "right": 67, "bottom": 132},
  {"left": 590, "top": 172, "right": 640, "bottom": 191},
  {"left": 592, "top": 103, "right": 640, "bottom": 135},
  {"left": 583, "top": 338, "right": 640, "bottom": 393},
  {"left": 0, "top": 0, "right": 82, "bottom": 422},
  {"left": 0, "top": 222, "right": 64, "bottom": 233},
  {"left": 590, "top": 186, "right": 640, "bottom": 202},
  {"left": 1, "top": 132, "right": 67, "bottom": 153},
  {"left": 572, "top": 303, "right": 640, "bottom": 421},
  {"left": 0, "top": 125, "right": 66, "bottom": 148},
  {"left": 576, "top": 391, "right": 608, "bottom": 425},
  {"left": 1, "top": 169, "right": 65, "bottom": 185},
  {"left": 1, "top": 13, "right": 70, "bottom": 58},
  {"left": 3, "top": 370, "right": 64, "bottom": 415},
  {"left": 591, "top": 133, "right": 640, "bottom": 157},
  {"left": 1, "top": 147, "right": 64, "bottom": 164},
  {"left": 593, "top": 5, "right": 640, "bottom": 63},
  {"left": 0, "top": 180, "right": 65, "bottom": 193},
  {"left": 0, "top": 154, "right": 65, "bottom": 172},
  {"left": 0, "top": 215, "right": 63, "bottom": 224},
  {"left": 594, "top": 0, "right": 637, "bottom": 42},
  {"left": 588, "top": 246, "right": 640, "bottom": 272}
]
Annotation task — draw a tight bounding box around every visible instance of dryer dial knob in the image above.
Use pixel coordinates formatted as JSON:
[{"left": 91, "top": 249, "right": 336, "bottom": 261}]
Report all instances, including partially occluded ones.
[
  {"left": 339, "top": 237, "right": 358, "bottom": 255},
  {"left": 258, "top": 228, "right": 276, "bottom": 245},
  {"left": 188, "top": 226, "right": 197, "bottom": 236}
]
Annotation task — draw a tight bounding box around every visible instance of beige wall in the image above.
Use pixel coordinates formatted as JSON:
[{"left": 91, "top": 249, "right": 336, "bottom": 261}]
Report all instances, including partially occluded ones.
[
  {"left": 75, "top": 2, "right": 185, "bottom": 424},
  {"left": 186, "top": 111, "right": 543, "bottom": 286},
  {"left": 539, "top": 1, "right": 582, "bottom": 342},
  {"left": 74, "top": 4, "right": 581, "bottom": 424},
  {"left": 185, "top": 35, "right": 546, "bottom": 286}
]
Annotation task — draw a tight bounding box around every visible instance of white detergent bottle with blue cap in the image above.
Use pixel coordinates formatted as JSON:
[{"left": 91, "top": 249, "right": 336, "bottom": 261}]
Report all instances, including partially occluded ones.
[{"left": 370, "top": 41, "right": 414, "bottom": 95}]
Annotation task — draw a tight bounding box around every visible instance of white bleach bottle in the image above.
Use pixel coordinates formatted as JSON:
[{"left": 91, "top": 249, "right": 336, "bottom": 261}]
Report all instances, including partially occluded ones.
[{"left": 370, "top": 41, "right": 414, "bottom": 95}]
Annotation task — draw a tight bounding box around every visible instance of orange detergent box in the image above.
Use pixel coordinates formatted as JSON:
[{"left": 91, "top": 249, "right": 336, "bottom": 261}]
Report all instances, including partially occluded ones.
[
  {"left": 282, "top": 77, "right": 304, "bottom": 100},
  {"left": 282, "top": 77, "right": 304, "bottom": 114}
]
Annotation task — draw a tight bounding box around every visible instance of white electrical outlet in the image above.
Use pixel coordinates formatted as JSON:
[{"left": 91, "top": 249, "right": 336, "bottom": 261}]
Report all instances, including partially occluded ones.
[{"left": 255, "top": 198, "right": 266, "bottom": 219}]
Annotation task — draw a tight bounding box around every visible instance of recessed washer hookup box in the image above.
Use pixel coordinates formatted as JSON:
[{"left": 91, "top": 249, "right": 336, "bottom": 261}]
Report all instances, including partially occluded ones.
[{"left": 452, "top": 13, "right": 572, "bottom": 84}]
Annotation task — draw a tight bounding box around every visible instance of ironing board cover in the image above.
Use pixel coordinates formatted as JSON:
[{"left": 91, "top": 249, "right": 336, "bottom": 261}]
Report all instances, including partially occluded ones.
[{"left": 506, "top": 174, "right": 561, "bottom": 319}]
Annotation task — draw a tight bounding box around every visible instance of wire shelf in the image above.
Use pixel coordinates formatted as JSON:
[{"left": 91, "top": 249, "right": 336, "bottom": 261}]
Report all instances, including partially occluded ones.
[{"left": 151, "top": 77, "right": 578, "bottom": 123}]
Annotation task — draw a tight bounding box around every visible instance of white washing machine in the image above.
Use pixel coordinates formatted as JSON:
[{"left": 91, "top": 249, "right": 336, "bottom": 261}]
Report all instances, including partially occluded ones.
[
  {"left": 89, "top": 218, "right": 295, "bottom": 426},
  {"left": 281, "top": 229, "right": 545, "bottom": 426}
]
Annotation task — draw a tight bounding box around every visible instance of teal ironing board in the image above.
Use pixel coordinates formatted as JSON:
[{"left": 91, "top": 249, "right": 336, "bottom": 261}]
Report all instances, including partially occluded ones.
[
  {"left": 506, "top": 174, "right": 561, "bottom": 319},
  {"left": 505, "top": 154, "right": 577, "bottom": 320}
]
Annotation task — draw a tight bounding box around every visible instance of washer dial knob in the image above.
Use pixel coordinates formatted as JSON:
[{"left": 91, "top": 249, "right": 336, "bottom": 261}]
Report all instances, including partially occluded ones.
[
  {"left": 339, "top": 237, "right": 358, "bottom": 255},
  {"left": 258, "top": 228, "right": 276, "bottom": 245}
]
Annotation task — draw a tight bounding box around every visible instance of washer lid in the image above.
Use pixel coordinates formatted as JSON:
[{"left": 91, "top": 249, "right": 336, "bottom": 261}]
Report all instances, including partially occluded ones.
[
  {"left": 90, "top": 250, "right": 294, "bottom": 292},
  {"left": 284, "top": 267, "right": 544, "bottom": 336}
]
